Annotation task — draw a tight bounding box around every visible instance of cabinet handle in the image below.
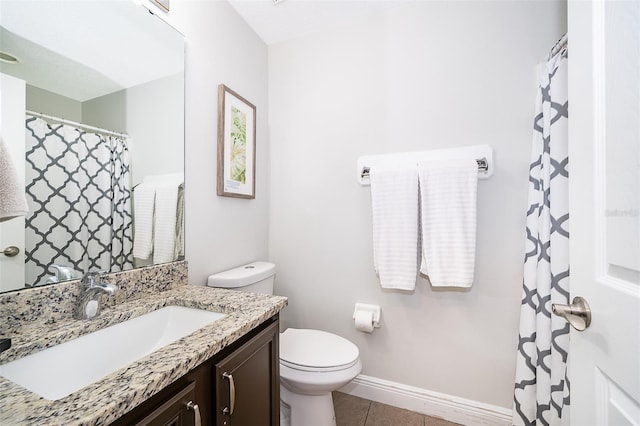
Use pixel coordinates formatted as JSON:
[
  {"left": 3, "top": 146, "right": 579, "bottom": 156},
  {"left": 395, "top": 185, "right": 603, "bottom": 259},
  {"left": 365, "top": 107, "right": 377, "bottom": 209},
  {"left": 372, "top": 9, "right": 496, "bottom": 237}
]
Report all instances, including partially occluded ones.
[
  {"left": 186, "top": 400, "right": 201, "bottom": 426},
  {"left": 222, "top": 372, "right": 236, "bottom": 415}
]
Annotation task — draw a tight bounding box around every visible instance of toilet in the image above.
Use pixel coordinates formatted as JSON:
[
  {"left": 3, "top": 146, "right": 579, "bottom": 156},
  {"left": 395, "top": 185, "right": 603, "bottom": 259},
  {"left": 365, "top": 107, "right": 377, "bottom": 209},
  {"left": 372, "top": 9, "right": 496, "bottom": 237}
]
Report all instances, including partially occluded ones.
[{"left": 207, "top": 262, "right": 362, "bottom": 426}]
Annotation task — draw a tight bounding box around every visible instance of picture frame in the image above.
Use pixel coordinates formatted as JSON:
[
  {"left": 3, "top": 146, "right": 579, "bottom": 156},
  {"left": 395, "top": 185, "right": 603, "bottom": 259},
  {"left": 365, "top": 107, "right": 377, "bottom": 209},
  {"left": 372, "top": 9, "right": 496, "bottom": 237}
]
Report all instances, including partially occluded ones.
[
  {"left": 152, "top": 0, "right": 169, "bottom": 12},
  {"left": 217, "top": 85, "right": 257, "bottom": 199}
]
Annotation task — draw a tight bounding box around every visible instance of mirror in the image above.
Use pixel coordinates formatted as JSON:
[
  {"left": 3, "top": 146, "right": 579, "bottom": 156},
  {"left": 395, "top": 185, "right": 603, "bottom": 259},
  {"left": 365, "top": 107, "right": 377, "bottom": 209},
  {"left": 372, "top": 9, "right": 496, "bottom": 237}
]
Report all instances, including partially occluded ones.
[{"left": 0, "top": 1, "right": 185, "bottom": 292}]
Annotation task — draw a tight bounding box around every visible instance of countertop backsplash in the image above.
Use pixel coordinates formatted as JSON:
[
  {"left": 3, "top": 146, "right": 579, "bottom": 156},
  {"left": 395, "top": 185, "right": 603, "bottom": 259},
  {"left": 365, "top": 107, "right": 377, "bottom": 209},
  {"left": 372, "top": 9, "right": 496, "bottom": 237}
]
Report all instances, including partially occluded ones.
[{"left": 0, "top": 261, "right": 188, "bottom": 335}]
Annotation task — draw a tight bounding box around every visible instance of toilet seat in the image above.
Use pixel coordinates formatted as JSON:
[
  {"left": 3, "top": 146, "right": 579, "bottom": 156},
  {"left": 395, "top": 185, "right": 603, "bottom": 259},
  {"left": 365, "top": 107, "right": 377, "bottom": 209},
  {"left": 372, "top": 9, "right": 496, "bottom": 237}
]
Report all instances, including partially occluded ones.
[{"left": 280, "top": 328, "right": 360, "bottom": 372}]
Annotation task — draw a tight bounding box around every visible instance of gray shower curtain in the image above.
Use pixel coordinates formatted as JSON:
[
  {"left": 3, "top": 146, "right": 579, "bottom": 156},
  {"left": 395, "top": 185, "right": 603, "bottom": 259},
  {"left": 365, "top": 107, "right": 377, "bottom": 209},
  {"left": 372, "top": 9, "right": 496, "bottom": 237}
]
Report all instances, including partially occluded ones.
[
  {"left": 24, "top": 115, "right": 134, "bottom": 285},
  {"left": 513, "top": 36, "right": 569, "bottom": 426}
]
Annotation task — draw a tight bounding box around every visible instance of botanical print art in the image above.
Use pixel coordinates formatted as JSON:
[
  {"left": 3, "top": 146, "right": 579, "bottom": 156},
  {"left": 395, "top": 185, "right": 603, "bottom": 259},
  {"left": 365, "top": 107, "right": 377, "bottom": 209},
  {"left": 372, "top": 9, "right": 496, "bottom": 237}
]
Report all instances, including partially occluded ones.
[
  {"left": 230, "top": 106, "right": 247, "bottom": 184},
  {"left": 217, "top": 84, "right": 256, "bottom": 198}
]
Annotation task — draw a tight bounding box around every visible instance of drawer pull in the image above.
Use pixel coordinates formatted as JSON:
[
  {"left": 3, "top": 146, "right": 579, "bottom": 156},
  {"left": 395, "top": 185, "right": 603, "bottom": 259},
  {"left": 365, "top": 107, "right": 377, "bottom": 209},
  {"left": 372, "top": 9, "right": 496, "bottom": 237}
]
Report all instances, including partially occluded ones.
[
  {"left": 186, "top": 400, "right": 201, "bottom": 426},
  {"left": 222, "top": 372, "right": 236, "bottom": 415}
]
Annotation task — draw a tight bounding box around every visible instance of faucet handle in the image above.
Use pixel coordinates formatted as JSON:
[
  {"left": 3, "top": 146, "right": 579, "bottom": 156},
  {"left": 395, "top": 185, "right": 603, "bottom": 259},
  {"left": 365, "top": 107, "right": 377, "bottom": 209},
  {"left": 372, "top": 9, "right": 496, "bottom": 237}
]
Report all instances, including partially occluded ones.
[
  {"left": 81, "top": 270, "right": 106, "bottom": 286},
  {"left": 50, "top": 264, "right": 76, "bottom": 280}
]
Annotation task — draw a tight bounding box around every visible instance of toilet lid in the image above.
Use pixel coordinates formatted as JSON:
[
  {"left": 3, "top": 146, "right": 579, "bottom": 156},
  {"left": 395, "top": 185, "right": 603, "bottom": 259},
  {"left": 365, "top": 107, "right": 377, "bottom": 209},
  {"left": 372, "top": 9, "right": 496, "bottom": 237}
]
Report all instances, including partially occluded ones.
[{"left": 280, "top": 329, "right": 360, "bottom": 371}]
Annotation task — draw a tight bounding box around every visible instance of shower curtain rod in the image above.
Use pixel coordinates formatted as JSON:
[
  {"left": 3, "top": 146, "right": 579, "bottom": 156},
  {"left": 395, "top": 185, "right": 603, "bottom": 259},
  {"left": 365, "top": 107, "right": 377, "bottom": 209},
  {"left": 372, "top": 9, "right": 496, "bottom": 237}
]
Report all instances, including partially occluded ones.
[{"left": 26, "top": 110, "right": 129, "bottom": 138}]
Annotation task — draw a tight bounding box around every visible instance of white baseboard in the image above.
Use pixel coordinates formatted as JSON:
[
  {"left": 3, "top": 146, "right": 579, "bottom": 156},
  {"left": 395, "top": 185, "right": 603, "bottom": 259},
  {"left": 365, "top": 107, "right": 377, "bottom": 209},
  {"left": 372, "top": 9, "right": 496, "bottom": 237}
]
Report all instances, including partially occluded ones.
[{"left": 338, "top": 374, "right": 512, "bottom": 426}]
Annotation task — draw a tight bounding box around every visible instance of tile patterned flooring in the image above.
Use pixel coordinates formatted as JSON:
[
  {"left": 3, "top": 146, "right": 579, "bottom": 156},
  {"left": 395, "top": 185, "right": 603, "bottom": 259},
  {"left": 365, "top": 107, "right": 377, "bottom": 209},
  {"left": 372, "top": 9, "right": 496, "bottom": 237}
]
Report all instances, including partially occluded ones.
[{"left": 332, "top": 392, "right": 461, "bottom": 426}]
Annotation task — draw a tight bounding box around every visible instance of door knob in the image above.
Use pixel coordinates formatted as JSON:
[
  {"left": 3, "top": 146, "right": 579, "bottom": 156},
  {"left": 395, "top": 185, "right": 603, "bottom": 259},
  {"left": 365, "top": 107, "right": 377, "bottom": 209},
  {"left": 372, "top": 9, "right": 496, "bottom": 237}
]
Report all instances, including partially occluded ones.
[
  {"left": 2, "top": 246, "right": 19, "bottom": 257},
  {"left": 552, "top": 296, "right": 592, "bottom": 331}
]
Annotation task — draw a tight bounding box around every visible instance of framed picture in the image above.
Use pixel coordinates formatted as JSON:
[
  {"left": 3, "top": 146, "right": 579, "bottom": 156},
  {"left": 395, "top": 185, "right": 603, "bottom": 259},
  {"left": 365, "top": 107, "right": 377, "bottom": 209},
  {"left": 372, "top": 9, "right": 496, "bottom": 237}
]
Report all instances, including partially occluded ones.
[{"left": 217, "top": 85, "right": 257, "bottom": 199}]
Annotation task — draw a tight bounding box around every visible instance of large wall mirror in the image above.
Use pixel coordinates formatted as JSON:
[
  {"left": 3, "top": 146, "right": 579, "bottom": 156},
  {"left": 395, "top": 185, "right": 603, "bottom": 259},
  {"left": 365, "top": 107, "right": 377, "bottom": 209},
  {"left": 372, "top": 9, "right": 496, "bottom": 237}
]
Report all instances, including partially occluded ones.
[{"left": 0, "top": 1, "right": 185, "bottom": 293}]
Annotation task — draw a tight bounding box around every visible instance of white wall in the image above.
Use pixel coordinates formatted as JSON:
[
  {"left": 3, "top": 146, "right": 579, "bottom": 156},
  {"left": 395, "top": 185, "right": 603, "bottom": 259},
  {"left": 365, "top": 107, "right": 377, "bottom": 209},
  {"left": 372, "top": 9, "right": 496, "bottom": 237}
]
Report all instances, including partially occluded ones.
[
  {"left": 155, "top": 0, "right": 270, "bottom": 285},
  {"left": 124, "top": 73, "right": 184, "bottom": 185},
  {"left": 83, "top": 73, "right": 184, "bottom": 185},
  {"left": 268, "top": 1, "right": 566, "bottom": 409},
  {"left": 25, "top": 85, "right": 82, "bottom": 121}
]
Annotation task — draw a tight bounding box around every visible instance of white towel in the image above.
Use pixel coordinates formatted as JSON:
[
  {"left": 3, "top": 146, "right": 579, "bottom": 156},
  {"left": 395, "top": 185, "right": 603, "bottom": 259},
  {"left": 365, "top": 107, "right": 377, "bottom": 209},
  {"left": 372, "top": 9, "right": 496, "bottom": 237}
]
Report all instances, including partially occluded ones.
[
  {"left": 418, "top": 159, "right": 478, "bottom": 287},
  {"left": 0, "top": 136, "right": 29, "bottom": 222},
  {"left": 370, "top": 166, "right": 419, "bottom": 290},
  {"left": 133, "top": 182, "right": 156, "bottom": 259},
  {"left": 174, "top": 185, "right": 184, "bottom": 260},
  {"left": 153, "top": 182, "right": 180, "bottom": 264}
]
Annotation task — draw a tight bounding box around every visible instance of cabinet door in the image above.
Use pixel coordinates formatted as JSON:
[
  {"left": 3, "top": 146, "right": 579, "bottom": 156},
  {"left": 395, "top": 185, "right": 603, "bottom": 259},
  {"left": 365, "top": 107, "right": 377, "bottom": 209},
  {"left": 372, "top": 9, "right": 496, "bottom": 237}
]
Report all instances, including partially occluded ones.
[
  {"left": 215, "top": 320, "right": 279, "bottom": 426},
  {"left": 135, "top": 381, "right": 201, "bottom": 426}
]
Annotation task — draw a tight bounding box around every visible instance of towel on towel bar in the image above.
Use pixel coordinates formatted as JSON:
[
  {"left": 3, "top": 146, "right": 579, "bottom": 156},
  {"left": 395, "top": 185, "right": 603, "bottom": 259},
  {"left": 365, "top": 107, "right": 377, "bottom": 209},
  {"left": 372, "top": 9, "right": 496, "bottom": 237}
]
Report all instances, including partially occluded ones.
[
  {"left": 370, "top": 166, "right": 419, "bottom": 290},
  {"left": 174, "top": 185, "right": 185, "bottom": 260},
  {"left": 132, "top": 182, "right": 156, "bottom": 259},
  {"left": 418, "top": 159, "right": 478, "bottom": 288},
  {"left": 153, "top": 183, "right": 180, "bottom": 264}
]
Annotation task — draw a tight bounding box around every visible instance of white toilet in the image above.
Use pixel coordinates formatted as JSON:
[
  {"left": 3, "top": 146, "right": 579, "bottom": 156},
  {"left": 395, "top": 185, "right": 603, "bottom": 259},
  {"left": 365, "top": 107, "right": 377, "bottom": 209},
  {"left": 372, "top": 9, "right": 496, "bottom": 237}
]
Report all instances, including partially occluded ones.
[{"left": 207, "top": 262, "right": 362, "bottom": 426}]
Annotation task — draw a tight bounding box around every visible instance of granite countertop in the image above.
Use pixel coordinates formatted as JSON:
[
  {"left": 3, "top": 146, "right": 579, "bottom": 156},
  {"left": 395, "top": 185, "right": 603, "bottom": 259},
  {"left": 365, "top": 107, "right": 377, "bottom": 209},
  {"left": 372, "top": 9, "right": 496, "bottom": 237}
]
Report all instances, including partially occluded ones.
[{"left": 0, "top": 285, "right": 287, "bottom": 425}]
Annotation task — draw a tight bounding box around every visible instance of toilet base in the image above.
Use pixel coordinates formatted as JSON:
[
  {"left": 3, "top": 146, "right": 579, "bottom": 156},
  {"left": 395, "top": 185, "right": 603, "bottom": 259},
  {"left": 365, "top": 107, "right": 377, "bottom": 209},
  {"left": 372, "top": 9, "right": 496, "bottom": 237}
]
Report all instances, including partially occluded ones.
[{"left": 280, "top": 384, "right": 336, "bottom": 426}]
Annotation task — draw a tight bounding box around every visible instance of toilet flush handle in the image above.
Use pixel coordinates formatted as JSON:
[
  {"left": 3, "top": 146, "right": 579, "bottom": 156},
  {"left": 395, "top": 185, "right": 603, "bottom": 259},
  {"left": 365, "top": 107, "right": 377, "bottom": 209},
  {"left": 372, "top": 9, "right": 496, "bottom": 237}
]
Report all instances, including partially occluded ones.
[{"left": 222, "top": 372, "right": 235, "bottom": 415}]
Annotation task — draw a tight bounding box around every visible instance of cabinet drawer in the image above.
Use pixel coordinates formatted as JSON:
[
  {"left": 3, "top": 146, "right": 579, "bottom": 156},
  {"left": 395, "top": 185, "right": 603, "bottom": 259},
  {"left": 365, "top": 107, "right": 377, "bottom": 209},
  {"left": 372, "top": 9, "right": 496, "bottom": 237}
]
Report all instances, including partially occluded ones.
[{"left": 134, "top": 381, "right": 201, "bottom": 426}]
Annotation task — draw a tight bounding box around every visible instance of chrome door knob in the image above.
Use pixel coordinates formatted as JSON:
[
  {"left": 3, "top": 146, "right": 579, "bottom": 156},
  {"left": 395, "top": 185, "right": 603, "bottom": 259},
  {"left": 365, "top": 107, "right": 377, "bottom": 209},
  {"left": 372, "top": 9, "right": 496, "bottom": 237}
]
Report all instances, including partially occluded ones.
[{"left": 552, "top": 296, "right": 592, "bottom": 331}]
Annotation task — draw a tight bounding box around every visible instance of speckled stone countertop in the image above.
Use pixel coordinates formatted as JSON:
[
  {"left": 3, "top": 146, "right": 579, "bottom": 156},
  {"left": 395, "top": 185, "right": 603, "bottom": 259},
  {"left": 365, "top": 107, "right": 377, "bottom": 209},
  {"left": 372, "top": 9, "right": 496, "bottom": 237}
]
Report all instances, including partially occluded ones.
[{"left": 0, "top": 262, "right": 287, "bottom": 425}]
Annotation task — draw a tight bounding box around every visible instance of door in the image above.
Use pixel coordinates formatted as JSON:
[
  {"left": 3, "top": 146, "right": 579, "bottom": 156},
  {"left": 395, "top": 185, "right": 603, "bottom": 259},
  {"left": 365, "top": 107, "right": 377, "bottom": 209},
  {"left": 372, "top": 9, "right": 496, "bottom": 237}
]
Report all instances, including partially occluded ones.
[
  {"left": 0, "top": 73, "right": 26, "bottom": 292},
  {"left": 568, "top": 0, "right": 640, "bottom": 424},
  {"left": 215, "top": 320, "right": 279, "bottom": 426}
]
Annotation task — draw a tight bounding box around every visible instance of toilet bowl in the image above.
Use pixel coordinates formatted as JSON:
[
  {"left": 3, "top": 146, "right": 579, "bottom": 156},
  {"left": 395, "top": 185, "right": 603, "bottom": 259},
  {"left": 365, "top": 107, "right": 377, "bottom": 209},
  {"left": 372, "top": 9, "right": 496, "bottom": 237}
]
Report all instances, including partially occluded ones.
[
  {"left": 279, "top": 328, "right": 362, "bottom": 426},
  {"left": 207, "top": 262, "right": 362, "bottom": 426}
]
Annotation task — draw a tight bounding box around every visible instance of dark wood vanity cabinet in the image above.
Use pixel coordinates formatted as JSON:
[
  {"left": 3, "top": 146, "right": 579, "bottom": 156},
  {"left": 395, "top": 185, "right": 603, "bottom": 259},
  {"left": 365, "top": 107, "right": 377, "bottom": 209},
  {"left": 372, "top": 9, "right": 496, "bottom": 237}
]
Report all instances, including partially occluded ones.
[
  {"left": 215, "top": 319, "right": 280, "bottom": 426},
  {"left": 112, "top": 315, "right": 279, "bottom": 426}
]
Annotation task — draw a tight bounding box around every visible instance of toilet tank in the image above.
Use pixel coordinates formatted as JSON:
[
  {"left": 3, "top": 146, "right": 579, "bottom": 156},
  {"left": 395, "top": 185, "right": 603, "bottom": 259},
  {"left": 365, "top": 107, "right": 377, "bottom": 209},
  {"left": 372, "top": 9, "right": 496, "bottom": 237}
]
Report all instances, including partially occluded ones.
[{"left": 207, "top": 261, "right": 275, "bottom": 295}]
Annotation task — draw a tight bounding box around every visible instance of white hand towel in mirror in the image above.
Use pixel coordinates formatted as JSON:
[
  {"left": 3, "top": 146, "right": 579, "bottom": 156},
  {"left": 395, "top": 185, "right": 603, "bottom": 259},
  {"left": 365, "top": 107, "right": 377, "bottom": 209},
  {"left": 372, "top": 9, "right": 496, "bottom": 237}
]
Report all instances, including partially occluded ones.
[
  {"left": 418, "top": 158, "right": 478, "bottom": 288},
  {"left": 153, "top": 183, "right": 180, "bottom": 264},
  {"left": 174, "top": 185, "right": 184, "bottom": 260},
  {"left": 0, "top": 136, "right": 29, "bottom": 222},
  {"left": 370, "top": 166, "right": 419, "bottom": 290},
  {"left": 133, "top": 183, "right": 155, "bottom": 259}
]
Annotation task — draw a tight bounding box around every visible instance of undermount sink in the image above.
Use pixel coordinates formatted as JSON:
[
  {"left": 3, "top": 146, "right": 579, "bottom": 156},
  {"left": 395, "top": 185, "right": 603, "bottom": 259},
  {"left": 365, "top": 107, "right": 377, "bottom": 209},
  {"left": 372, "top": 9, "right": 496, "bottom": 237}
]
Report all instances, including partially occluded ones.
[{"left": 0, "top": 306, "right": 226, "bottom": 400}]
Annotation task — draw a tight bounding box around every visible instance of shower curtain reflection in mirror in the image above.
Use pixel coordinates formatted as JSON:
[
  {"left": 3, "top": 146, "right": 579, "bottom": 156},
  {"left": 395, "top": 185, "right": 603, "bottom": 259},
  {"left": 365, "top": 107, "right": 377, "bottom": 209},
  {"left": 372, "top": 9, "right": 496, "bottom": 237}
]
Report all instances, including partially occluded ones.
[{"left": 24, "top": 115, "right": 133, "bottom": 286}]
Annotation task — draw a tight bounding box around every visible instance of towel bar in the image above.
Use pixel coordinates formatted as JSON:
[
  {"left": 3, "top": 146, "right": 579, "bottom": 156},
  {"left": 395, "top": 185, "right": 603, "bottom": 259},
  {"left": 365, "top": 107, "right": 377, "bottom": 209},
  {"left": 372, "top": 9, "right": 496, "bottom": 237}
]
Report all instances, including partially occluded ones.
[
  {"left": 360, "top": 157, "right": 488, "bottom": 179},
  {"left": 357, "top": 145, "right": 494, "bottom": 185}
]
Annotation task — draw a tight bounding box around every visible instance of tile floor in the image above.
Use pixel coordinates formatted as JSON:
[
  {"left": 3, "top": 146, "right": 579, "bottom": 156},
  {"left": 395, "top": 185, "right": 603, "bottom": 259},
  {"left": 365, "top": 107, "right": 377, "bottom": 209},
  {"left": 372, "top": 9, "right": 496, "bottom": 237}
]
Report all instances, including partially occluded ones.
[{"left": 332, "top": 392, "right": 461, "bottom": 426}]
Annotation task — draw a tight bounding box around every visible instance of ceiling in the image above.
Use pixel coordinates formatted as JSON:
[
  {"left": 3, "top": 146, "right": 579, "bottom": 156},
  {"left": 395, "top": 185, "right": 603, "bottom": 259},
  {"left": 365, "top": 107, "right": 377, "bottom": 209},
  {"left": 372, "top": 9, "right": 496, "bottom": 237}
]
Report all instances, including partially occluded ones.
[
  {"left": 227, "top": 0, "right": 413, "bottom": 45},
  {"left": 0, "top": 1, "right": 183, "bottom": 102},
  {"left": 0, "top": 0, "right": 408, "bottom": 101}
]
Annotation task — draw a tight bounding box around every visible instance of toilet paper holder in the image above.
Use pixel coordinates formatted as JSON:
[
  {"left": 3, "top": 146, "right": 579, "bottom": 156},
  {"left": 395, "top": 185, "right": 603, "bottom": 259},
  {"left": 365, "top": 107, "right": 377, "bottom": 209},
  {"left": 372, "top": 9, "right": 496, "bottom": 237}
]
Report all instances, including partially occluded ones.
[{"left": 353, "top": 303, "right": 381, "bottom": 328}]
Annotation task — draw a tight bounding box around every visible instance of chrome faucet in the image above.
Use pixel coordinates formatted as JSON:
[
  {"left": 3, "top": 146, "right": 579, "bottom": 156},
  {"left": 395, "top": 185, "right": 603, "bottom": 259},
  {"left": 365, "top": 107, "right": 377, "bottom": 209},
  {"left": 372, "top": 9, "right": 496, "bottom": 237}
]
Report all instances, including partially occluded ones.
[
  {"left": 44, "top": 264, "right": 78, "bottom": 284},
  {"left": 74, "top": 271, "right": 117, "bottom": 320},
  {"left": 51, "top": 264, "right": 77, "bottom": 281}
]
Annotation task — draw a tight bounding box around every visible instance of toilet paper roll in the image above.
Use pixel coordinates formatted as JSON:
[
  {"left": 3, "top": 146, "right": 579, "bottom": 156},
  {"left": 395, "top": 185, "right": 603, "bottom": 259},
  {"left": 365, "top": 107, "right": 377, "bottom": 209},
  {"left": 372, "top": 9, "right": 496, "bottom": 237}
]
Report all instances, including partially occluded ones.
[{"left": 354, "top": 310, "right": 375, "bottom": 333}]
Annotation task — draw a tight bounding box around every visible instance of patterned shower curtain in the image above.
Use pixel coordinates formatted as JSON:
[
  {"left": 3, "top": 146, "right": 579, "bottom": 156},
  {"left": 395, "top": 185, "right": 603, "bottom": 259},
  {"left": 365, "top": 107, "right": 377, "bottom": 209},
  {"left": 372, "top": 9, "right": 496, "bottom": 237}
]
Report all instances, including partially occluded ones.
[
  {"left": 24, "top": 116, "right": 134, "bottom": 286},
  {"left": 513, "top": 37, "right": 569, "bottom": 426}
]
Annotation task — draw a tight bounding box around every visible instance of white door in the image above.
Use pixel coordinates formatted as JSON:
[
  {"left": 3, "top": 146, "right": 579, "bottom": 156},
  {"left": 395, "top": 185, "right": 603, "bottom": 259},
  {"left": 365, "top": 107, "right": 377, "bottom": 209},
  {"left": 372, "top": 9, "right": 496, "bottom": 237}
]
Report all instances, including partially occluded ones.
[
  {"left": 568, "top": 0, "right": 640, "bottom": 424},
  {"left": 0, "top": 73, "right": 26, "bottom": 292}
]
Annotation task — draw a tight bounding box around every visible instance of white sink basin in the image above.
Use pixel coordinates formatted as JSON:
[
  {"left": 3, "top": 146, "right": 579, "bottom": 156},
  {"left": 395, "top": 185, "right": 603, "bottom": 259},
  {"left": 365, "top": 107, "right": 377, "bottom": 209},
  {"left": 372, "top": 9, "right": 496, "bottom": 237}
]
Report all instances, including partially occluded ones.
[{"left": 0, "top": 306, "right": 226, "bottom": 400}]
